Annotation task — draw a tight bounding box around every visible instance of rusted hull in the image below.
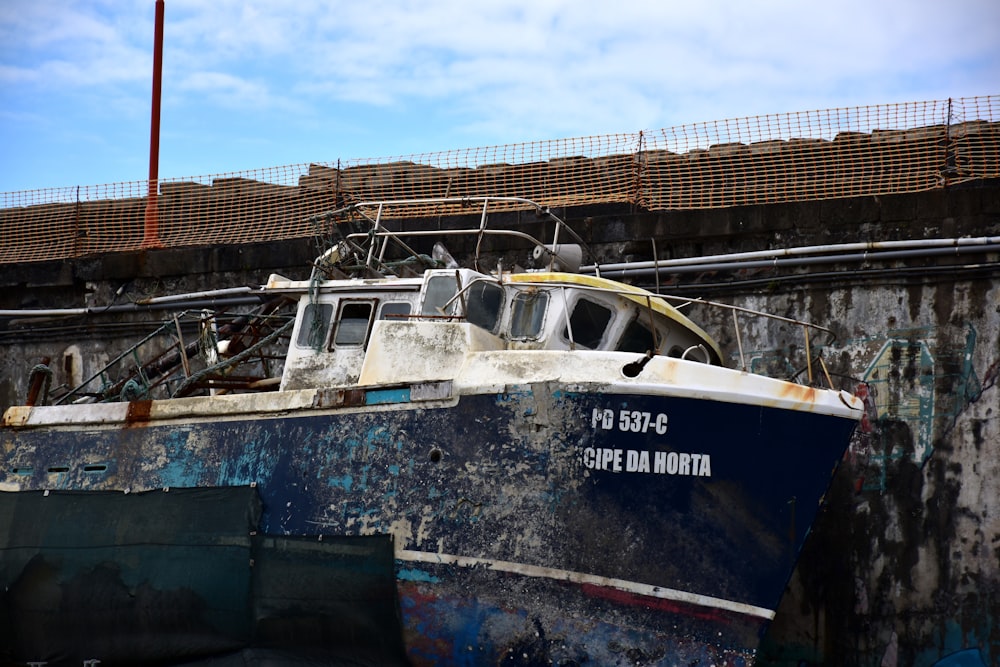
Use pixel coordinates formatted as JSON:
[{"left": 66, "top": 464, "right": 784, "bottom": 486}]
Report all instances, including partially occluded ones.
[{"left": 1, "top": 386, "right": 857, "bottom": 665}]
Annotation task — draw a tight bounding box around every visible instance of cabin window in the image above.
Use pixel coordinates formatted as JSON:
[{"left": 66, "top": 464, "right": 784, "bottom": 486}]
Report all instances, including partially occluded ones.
[
  {"left": 510, "top": 291, "right": 549, "bottom": 338},
  {"left": 379, "top": 302, "right": 412, "bottom": 320},
  {"left": 332, "top": 301, "right": 375, "bottom": 348},
  {"left": 465, "top": 280, "right": 504, "bottom": 333},
  {"left": 296, "top": 303, "right": 333, "bottom": 349},
  {"left": 617, "top": 317, "right": 657, "bottom": 353},
  {"left": 565, "top": 298, "right": 612, "bottom": 349},
  {"left": 422, "top": 275, "right": 458, "bottom": 317}
]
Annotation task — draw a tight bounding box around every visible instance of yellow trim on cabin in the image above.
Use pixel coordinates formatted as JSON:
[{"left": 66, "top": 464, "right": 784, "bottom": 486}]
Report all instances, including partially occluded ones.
[{"left": 507, "top": 272, "right": 723, "bottom": 363}]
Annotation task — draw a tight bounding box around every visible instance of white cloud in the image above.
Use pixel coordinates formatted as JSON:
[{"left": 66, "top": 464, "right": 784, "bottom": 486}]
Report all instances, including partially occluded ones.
[
  {"left": 0, "top": 1, "right": 150, "bottom": 86},
  {"left": 178, "top": 71, "right": 266, "bottom": 104},
  {"left": 6, "top": 1, "right": 996, "bottom": 120},
  {"left": 2, "top": 0, "right": 997, "bottom": 188}
]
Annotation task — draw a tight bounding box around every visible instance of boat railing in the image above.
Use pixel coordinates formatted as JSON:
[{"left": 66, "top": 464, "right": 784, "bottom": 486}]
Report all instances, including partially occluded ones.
[
  {"left": 664, "top": 294, "right": 838, "bottom": 386},
  {"left": 309, "top": 196, "right": 594, "bottom": 278},
  {"left": 48, "top": 306, "right": 292, "bottom": 406},
  {"left": 51, "top": 311, "right": 205, "bottom": 405}
]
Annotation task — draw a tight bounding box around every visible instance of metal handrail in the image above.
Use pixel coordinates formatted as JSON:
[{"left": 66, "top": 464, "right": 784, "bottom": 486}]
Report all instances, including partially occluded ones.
[{"left": 311, "top": 196, "right": 596, "bottom": 276}]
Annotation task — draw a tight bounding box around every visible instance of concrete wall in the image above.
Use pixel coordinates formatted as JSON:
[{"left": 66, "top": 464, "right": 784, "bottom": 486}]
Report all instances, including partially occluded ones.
[{"left": 1, "top": 180, "right": 998, "bottom": 666}]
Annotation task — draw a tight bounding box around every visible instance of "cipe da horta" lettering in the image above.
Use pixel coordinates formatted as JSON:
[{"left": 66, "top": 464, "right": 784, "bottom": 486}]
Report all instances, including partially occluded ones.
[{"left": 581, "top": 448, "right": 712, "bottom": 477}]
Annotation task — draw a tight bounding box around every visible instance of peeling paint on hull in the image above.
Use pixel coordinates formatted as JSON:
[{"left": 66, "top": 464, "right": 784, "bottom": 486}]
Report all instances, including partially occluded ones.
[{"left": 1, "top": 386, "right": 857, "bottom": 664}]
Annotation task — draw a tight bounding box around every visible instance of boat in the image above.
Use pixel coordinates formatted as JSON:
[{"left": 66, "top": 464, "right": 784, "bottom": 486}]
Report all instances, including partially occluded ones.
[{"left": 0, "top": 197, "right": 863, "bottom": 666}]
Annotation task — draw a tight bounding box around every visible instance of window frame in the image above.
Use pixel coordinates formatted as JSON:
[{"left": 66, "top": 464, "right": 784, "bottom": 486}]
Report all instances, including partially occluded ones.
[
  {"left": 378, "top": 301, "right": 413, "bottom": 321},
  {"left": 295, "top": 302, "right": 334, "bottom": 350},
  {"left": 562, "top": 295, "right": 615, "bottom": 350},
  {"left": 615, "top": 312, "right": 666, "bottom": 354},
  {"left": 329, "top": 299, "right": 378, "bottom": 350},
  {"left": 508, "top": 289, "right": 550, "bottom": 340},
  {"left": 421, "top": 274, "right": 461, "bottom": 318},
  {"left": 464, "top": 279, "right": 506, "bottom": 334}
]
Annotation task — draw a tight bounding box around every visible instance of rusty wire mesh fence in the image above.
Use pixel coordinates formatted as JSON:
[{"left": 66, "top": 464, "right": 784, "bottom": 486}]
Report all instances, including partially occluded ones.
[{"left": 1, "top": 95, "right": 998, "bottom": 265}]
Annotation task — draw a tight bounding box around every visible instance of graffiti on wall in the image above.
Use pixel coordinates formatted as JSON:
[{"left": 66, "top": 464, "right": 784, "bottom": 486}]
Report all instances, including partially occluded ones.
[
  {"left": 855, "top": 324, "right": 982, "bottom": 493},
  {"left": 745, "top": 324, "right": 983, "bottom": 493}
]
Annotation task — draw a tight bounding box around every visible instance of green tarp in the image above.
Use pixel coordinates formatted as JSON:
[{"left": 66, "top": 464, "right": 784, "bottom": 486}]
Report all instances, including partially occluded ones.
[{"left": 0, "top": 488, "right": 408, "bottom": 666}]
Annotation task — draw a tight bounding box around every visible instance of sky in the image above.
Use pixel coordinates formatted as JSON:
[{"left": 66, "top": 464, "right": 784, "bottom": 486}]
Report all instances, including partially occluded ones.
[{"left": 1, "top": 0, "right": 998, "bottom": 192}]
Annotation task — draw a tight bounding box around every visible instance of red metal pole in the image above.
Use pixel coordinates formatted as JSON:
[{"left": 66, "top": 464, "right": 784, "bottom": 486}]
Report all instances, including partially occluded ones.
[{"left": 142, "top": 0, "right": 165, "bottom": 249}]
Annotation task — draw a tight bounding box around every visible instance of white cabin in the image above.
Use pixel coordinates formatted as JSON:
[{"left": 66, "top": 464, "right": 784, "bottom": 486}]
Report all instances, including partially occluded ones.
[{"left": 274, "top": 268, "right": 723, "bottom": 392}]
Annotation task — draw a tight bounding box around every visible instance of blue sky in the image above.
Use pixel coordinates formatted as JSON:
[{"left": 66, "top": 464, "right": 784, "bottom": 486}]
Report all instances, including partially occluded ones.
[{"left": 1, "top": 0, "right": 998, "bottom": 192}]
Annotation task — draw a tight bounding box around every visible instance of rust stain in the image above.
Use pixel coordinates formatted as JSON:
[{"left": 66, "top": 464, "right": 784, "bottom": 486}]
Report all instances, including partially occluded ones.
[
  {"left": 776, "top": 382, "right": 818, "bottom": 405},
  {"left": 125, "top": 400, "right": 154, "bottom": 425},
  {"left": 313, "top": 388, "right": 366, "bottom": 408}
]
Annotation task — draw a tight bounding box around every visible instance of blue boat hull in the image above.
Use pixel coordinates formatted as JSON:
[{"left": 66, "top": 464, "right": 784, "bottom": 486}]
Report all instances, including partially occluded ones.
[{"left": 1, "top": 386, "right": 857, "bottom": 665}]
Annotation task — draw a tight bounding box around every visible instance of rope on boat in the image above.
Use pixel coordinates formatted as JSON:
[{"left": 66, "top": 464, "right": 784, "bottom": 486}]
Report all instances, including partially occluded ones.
[
  {"left": 120, "top": 378, "right": 147, "bottom": 402},
  {"left": 117, "top": 348, "right": 152, "bottom": 402},
  {"left": 306, "top": 271, "right": 326, "bottom": 351}
]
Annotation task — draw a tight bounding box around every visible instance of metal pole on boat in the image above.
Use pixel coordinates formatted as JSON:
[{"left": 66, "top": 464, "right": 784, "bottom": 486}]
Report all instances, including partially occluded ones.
[
  {"left": 804, "top": 325, "right": 813, "bottom": 384},
  {"left": 732, "top": 310, "right": 746, "bottom": 371},
  {"left": 142, "top": 0, "right": 165, "bottom": 249}
]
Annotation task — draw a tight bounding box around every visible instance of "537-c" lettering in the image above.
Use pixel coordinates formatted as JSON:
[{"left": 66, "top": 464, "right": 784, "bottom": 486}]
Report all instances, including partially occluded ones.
[{"left": 591, "top": 408, "right": 668, "bottom": 434}]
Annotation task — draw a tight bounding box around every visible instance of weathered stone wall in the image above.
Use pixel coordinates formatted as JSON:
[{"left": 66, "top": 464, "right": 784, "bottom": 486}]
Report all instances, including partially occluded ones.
[
  {"left": 748, "top": 276, "right": 998, "bottom": 667},
  {"left": 1, "top": 180, "right": 998, "bottom": 666}
]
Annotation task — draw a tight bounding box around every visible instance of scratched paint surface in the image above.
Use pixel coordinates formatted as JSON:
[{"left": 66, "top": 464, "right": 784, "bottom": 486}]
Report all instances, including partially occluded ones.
[{"left": 1, "top": 387, "right": 856, "bottom": 664}]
